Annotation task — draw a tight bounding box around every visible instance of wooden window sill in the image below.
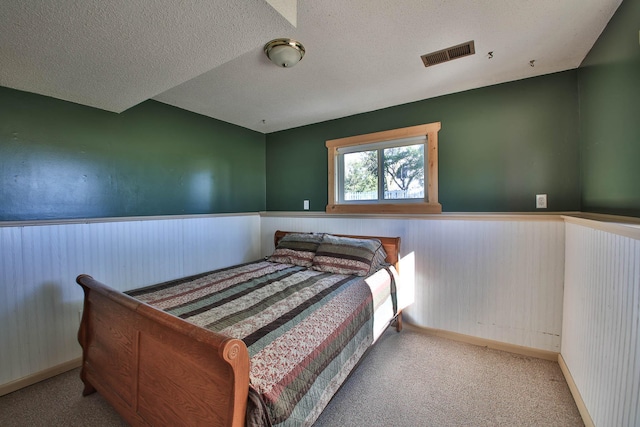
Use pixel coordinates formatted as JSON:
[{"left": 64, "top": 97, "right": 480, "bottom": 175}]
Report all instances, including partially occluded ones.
[{"left": 326, "top": 202, "right": 442, "bottom": 215}]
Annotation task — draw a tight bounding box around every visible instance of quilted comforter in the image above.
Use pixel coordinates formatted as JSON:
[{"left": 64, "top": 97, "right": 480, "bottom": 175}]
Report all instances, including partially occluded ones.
[{"left": 127, "top": 260, "right": 397, "bottom": 427}]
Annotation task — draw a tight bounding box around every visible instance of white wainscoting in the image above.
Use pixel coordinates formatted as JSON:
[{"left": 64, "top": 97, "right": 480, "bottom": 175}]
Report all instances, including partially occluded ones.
[
  {"left": 562, "top": 218, "right": 640, "bottom": 427},
  {"left": 7, "top": 211, "right": 638, "bottom": 424},
  {"left": 0, "top": 214, "right": 261, "bottom": 389},
  {"left": 261, "top": 213, "right": 566, "bottom": 352}
]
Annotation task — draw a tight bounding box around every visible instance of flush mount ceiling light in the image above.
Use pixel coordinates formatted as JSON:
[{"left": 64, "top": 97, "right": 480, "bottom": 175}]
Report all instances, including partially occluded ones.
[{"left": 264, "top": 38, "right": 305, "bottom": 68}]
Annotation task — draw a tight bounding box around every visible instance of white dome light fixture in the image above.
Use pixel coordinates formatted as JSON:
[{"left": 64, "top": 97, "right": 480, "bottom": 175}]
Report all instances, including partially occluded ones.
[{"left": 264, "top": 38, "right": 305, "bottom": 68}]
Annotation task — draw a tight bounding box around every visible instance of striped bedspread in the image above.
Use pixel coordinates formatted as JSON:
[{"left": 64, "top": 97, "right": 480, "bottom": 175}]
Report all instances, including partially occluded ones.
[{"left": 127, "top": 260, "right": 397, "bottom": 427}]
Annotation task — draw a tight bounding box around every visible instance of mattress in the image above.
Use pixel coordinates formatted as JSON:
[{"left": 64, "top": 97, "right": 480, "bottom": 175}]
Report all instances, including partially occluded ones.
[{"left": 127, "top": 259, "right": 398, "bottom": 426}]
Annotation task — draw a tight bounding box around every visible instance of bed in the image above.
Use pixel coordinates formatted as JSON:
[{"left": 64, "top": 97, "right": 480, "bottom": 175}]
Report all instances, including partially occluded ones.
[{"left": 76, "top": 230, "right": 402, "bottom": 426}]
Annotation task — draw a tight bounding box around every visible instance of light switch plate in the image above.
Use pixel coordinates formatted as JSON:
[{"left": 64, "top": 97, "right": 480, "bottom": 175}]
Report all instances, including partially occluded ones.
[{"left": 536, "top": 194, "right": 547, "bottom": 209}]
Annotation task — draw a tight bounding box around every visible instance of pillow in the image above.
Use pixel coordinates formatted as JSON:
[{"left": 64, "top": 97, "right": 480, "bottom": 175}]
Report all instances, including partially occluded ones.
[
  {"left": 268, "top": 232, "right": 324, "bottom": 267},
  {"left": 311, "top": 234, "right": 387, "bottom": 276}
]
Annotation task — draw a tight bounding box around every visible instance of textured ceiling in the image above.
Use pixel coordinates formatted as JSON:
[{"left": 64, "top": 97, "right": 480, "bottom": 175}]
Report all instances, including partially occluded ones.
[{"left": 0, "top": 0, "right": 622, "bottom": 133}]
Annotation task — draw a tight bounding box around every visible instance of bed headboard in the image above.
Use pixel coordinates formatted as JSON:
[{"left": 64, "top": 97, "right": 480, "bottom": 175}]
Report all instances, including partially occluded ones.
[{"left": 273, "top": 230, "right": 401, "bottom": 271}]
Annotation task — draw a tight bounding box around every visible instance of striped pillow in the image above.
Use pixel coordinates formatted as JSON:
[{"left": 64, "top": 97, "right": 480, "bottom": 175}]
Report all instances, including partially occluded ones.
[
  {"left": 312, "top": 234, "right": 387, "bottom": 276},
  {"left": 268, "top": 233, "right": 324, "bottom": 267}
]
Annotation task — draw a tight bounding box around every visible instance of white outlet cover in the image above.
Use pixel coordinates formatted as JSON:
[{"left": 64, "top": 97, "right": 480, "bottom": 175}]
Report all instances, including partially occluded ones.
[
  {"left": 536, "top": 194, "right": 547, "bottom": 209},
  {"left": 303, "top": 200, "right": 309, "bottom": 210}
]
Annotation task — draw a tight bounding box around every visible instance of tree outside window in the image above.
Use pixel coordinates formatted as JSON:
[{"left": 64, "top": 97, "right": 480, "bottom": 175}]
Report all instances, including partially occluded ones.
[{"left": 342, "top": 144, "right": 425, "bottom": 201}]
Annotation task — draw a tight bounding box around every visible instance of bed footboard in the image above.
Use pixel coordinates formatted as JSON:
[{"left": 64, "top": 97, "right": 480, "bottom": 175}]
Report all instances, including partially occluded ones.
[{"left": 76, "top": 274, "right": 250, "bottom": 427}]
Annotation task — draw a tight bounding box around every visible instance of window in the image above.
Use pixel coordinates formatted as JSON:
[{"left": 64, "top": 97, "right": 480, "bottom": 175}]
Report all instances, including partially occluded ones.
[
  {"left": 326, "top": 122, "right": 441, "bottom": 214},
  {"left": 340, "top": 138, "right": 426, "bottom": 202}
]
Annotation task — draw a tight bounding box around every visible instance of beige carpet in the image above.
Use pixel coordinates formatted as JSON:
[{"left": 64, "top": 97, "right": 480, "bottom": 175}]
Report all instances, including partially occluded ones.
[
  {"left": 0, "top": 328, "right": 583, "bottom": 426},
  {"left": 314, "top": 328, "right": 583, "bottom": 426}
]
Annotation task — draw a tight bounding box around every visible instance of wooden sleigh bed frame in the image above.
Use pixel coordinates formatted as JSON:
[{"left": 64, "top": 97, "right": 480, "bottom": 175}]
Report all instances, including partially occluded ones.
[{"left": 76, "top": 230, "right": 401, "bottom": 427}]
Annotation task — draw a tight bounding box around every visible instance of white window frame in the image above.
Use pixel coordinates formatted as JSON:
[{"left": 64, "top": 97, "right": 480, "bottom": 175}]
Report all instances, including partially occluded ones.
[
  {"left": 326, "top": 122, "right": 442, "bottom": 214},
  {"left": 337, "top": 135, "right": 427, "bottom": 203}
]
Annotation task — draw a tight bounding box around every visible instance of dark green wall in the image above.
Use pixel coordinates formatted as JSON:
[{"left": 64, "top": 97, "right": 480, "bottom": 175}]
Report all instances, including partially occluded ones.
[
  {"left": 578, "top": 0, "right": 640, "bottom": 217},
  {"left": 0, "top": 87, "right": 266, "bottom": 220},
  {"left": 7, "top": 0, "right": 634, "bottom": 221},
  {"left": 266, "top": 71, "right": 580, "bottom": 212}
]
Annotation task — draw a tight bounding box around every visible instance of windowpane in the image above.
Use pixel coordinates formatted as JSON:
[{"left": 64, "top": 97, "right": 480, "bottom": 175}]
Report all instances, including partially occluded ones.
[
  {"left": 326, "top": 122, "right": 441, "bottom": 214},
  {"left": 344, "top": 150, "right": 378, "bottom": 201},
  {"left": 383, "top": 144, "right": 424, "bottom": 200}
]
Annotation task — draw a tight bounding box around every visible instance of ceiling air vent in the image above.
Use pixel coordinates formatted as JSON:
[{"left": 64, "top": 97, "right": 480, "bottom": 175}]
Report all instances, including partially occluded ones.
[{"left": 421, "top": 40, "right": 475, "bottom": 67}]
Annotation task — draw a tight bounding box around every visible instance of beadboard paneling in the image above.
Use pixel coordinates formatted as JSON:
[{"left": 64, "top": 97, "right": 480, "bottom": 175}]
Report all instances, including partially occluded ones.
[
  {"left": 261, "top": 214, "right": 565, "bottom": 352},
  {"left": 562, "top": 221, "right": 640, "bottom": 427},
  {"left": 0, "top": 214, "right": 260, "bottom": 388}
]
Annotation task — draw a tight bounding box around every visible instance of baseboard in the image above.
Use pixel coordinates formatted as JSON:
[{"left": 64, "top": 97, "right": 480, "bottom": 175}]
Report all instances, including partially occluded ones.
[
  {"left": 558, "top": 354, "right": 595, "bottom": 427},
  {"left": 0, "top": 357, "right": 82, "bottom": 397},
  {"left": 404, "top": 323, "right": 559, "bottom": 361}
]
